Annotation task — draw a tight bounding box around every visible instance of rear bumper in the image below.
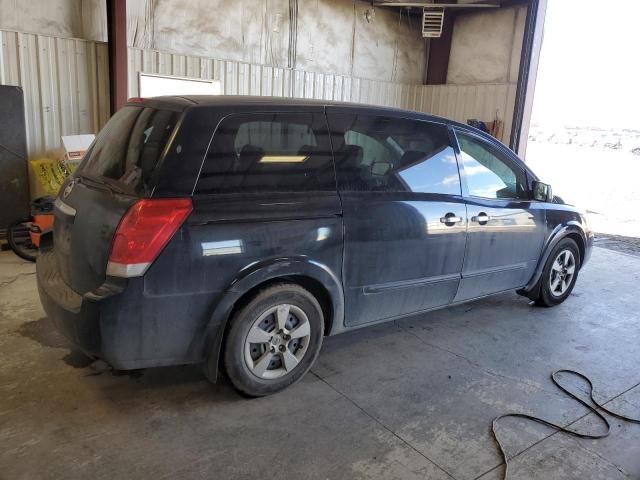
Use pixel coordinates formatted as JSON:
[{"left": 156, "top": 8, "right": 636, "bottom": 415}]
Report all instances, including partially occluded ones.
[
  {"left": 36, "top": 251, "right": 215, "bottom": 370},
  {"left": 36, "top": 252, "right": 102, "bottom": 357}
]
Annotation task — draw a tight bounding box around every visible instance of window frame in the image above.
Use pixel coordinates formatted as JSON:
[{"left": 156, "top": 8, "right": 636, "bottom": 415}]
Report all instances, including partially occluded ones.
[
  {"left": 451, "top": 127, "right": 531, "bottom": 202},
  {"left": 193, "top": 110, "right": 338, "bottom": 196},
  {"left": 328, "top": 111, "right": 463, "bottom": 198}
]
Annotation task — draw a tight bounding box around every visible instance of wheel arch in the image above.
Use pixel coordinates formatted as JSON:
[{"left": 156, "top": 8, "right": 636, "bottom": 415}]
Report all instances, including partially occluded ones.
[
  {"left": 564, "top": 232, "right": 585, "bottom": 265},
  {"left": 202, "top": 257, "right": 344, "bottom": 383},
  {"left": 520, "top": 222, "right": 588, "bottom": 297}
]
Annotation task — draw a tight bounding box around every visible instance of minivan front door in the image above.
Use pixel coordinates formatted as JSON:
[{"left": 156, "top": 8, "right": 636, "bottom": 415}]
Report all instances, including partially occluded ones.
[
  {"left": 453, "top": 129, "right": 545, "bottom": 302},
  {"left": 327, "top": 110, "right": 467, "bottom": 327}
]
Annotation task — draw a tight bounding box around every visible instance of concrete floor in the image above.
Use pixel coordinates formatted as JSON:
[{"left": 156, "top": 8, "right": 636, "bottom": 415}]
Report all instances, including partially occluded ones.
[{"left": 0, "top": 247, "right": 638, "bottom": 480}]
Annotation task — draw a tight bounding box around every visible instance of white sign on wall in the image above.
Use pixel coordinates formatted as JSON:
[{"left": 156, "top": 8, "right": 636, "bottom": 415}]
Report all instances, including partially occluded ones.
[{"left": 138, "top": 72, "right": 222, "bottom": 97}]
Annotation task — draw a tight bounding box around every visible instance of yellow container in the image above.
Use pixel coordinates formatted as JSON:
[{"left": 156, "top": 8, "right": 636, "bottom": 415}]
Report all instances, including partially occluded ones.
[{"left": 28, "top": 157, "right": 74, "bottom": 199}]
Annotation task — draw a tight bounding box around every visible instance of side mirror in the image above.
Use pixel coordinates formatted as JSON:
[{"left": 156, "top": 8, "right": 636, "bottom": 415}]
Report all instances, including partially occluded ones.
[{"left": 532, "top": 181, "right": 553, "bottom": 202}]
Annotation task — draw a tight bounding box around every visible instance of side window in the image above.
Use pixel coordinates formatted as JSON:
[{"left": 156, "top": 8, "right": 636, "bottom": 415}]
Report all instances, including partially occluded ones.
[
  {"left": 328, "top": 113, "right": 461, "bottom": 195},
  {"left": 456, "top": 130, "right": 527, "bottom": 199},
  {"left": 195, "top": 113, "right": 335, "bottom": 194}
]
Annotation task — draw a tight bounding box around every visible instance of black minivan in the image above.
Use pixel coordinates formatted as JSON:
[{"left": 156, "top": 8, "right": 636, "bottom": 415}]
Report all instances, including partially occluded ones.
[{"left": 37, "top": 96, "right": 593, "bottom": 396}]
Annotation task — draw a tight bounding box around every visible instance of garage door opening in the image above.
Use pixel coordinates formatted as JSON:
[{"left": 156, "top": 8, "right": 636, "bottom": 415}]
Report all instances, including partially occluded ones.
[{"left": 526, "top": 0, "right": 640, "bottom": 254}]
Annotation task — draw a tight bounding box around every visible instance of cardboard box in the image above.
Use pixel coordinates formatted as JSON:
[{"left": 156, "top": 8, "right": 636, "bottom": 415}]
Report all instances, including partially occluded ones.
[{"left": 61, "top": 134, "right": 95, "bottom": 166}]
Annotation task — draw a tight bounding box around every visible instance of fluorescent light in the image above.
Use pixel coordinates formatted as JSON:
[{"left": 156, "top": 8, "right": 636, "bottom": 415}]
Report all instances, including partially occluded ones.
[
  {"left": 259, "top": 155, "right": 308, "bottom": 163},
  {"left": 139, "top": 72, "right": 221, "bottom": 97}
]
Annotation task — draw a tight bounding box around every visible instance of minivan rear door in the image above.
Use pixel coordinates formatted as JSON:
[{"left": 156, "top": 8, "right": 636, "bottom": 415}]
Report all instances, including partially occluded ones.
[
  {"left": 53, "top": 105, "right": 182, "bottom": 294},
  {"left": 327, "top": 109, "right": 468, "bottom": 327}
]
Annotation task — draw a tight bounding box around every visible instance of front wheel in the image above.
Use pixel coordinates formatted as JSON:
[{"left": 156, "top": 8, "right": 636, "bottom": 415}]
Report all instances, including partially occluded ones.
[
  {"left": 534, "top": 238, "right": 581, "bottom": 307},
  {"left": 223, "top": 283, "right": 324, "bottom": 396}
]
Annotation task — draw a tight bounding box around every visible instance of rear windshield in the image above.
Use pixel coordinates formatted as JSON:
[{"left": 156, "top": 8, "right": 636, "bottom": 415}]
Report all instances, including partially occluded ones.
[{"left": 80, "top": 106, "right": 180, "bottom": 194}]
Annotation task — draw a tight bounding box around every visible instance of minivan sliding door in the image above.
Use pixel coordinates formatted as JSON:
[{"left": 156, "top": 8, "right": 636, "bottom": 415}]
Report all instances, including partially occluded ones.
[{"left": 327, "top": 109, "right": 467, "bottom": 327}]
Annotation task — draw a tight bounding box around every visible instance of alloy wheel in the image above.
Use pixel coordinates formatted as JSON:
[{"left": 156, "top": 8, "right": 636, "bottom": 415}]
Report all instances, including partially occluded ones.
[
  {"left": 243, "top": 304, "right": 311, "bottom": 380},
  {"left": 549, "top": 249, "right": 576, "bottom": 297}
]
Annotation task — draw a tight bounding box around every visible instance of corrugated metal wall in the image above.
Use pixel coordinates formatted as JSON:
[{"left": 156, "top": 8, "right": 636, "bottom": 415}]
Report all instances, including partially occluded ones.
[
  {"left": 127, "top": 48, "right": 423, "bottom": 107},
  {"left": 421, "top": 83, "right": 517, "bottom": 144},
  {"left": 0, "top": 30, "right": 110, "bottom": 156},
  {"left": 0, "top": 30, "right": 515, "bottom": 157},
  {"left": 128, "top": 47, "right": 515, "bottom": 144}
]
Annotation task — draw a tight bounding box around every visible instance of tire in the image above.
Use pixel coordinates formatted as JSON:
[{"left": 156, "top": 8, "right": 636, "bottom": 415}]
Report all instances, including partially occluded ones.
[
  {"left": 7, "top": 218, "right": 38, "bottom": 262},
  {"left": 223, "top": 283, "right": 324, "bottom": 397},
  {"left": 534, "top": 238, "right": 581, "bottom": 307}
]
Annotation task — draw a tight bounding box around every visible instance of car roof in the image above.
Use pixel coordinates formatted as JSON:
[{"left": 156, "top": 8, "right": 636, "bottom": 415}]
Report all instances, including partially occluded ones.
[
  {"left": 134, "top": 94, "right": 456, "bottom": 122},
  {"left": 141, "top": 94, "right": 400, "bottom": 109}
]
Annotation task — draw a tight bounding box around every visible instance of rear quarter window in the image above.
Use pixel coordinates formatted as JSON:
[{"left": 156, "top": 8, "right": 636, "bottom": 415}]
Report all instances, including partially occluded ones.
[
  {"left": 195, "top": 112, "right": 336, "bottom": 194},
  {"left": 80, "top": 106, "right": 180, "bottom": 194}
]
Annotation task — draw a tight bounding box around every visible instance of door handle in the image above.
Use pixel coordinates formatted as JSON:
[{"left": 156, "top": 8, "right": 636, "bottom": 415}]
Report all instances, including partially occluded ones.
[
  {"left": 472, "top": 212, "right": 490, "bottom": 225},
  {"left": 440, "top": 213, "right": 463, "bottom": 226}
]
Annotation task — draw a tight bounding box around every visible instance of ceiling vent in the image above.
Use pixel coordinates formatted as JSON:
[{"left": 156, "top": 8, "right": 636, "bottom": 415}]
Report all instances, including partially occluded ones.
[{"left": 422, "top": 8, "right": 445, "bottom": 38}]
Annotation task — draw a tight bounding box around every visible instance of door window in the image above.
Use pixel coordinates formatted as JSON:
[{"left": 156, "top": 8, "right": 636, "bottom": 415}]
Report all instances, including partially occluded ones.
[
  {"left": 195, "top": 113, "right": 335, "bottom": 194},
  {"left": 328, "top": 114, "right": 461, "bottom": 195},
  {"left": 455, "top": 130, "right": 527, "bottom": 199}
]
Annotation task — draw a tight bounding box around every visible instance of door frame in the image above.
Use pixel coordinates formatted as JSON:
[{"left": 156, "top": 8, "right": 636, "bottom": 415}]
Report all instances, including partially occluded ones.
[{"left": 448, "top": 125, "right": 533, "bottom": 202}]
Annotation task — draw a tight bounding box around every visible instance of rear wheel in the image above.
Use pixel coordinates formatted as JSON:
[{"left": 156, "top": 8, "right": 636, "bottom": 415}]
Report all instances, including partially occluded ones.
[
  {"left": 7, "top": 218, "right": 38, "bottom": 262},
  {"left": 534, "top": 238, "right": 580, "bottom": 307},
  {"left": 223, "top": 283, "right": 324, "bottom": 397}
]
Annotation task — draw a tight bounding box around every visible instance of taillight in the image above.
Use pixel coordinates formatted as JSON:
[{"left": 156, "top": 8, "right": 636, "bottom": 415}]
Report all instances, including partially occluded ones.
[{"left": 107, "top": 198, "right": 193, "bottom": 278}]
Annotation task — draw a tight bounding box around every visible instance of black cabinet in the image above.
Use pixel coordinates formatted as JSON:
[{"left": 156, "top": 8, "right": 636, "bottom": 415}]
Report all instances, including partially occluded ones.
[{"left": 0, "top": 85, "right": 30, "bottom": 228}]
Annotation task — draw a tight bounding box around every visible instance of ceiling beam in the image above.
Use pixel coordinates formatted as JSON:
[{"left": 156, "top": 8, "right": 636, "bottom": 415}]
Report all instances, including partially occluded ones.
[
  {"left": 426, "top": 11, "right": 456, "bottom": 84},
  {"left": 374, "top": 2, "right": 500, "bottom": 8}
]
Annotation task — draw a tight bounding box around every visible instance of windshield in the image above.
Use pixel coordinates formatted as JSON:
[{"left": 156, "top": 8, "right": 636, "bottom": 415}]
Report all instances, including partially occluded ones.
[{"left": 79, "top": 106, "right": 180, "bottom": 194}]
